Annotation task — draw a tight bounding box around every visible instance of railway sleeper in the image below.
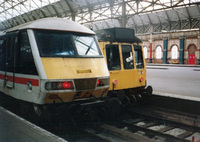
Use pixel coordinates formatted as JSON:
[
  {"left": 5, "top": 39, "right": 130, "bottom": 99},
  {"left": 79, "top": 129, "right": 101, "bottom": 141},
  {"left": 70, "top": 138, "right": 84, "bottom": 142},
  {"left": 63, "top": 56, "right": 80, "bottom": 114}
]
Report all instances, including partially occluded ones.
[{"left": 122, "top": 120, "right": 191, "bottom": 142}]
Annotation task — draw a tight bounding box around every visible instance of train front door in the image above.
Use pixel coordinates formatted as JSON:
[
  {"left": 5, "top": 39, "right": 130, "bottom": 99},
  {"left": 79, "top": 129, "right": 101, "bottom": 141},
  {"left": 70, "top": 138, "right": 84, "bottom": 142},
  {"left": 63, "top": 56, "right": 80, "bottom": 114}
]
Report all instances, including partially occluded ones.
[
  {"left": 188, "top": 55, "right": 195, "bottom": 65},
  {"left": 4, "top": 33, "right": 18, "bottom": 90}
]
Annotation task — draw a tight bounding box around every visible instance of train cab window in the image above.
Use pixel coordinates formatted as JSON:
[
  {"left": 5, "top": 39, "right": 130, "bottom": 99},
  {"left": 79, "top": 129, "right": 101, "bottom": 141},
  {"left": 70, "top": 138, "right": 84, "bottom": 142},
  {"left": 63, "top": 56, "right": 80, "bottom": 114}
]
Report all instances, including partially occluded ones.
[
  {"left": 34, "top": 30, "right": 102, "bottom": 57},
  {"left": 105, "top": 44, "right": 121, "bottom": 70},
  {"left": 15, "top": 31, "right": 38, "bottom": 75},
  {"left": 35, "top": 30, "right": 75, "bottom": 56},
  {"left": 121, "top": 45, "right": 134, "bottom": 69},
  {"left": 73, "top": 35, "right": 100, "bottom": 56},
  {"left": 134, "top": 45, "right": 144, "bottom": 69}
]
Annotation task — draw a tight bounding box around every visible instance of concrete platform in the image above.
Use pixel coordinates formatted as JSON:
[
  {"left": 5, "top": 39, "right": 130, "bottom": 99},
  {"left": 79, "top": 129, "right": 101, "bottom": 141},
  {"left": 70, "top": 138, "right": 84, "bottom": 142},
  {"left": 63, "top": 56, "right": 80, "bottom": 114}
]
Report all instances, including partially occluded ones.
[
  {"left": 146, "top": 64, "right": 200, "bottom": 102},
  {"left": 0, "top": 106, "right": 67, "bottom": 142}
]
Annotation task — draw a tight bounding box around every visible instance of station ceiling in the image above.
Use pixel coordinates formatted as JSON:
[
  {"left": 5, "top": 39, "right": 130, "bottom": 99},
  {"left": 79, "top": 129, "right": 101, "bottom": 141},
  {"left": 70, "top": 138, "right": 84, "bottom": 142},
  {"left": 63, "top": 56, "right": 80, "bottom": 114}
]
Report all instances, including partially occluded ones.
[{"left": 0, "top": 0, "right": 200, "bottom": 35}]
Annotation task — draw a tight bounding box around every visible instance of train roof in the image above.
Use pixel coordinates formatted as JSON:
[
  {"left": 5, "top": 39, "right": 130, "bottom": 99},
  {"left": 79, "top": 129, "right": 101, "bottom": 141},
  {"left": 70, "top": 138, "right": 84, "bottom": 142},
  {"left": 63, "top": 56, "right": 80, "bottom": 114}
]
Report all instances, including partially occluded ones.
[
  {"left": 96, "top": 28, "right": 142, "bottom": 43},
  {"left": 5, "top": 17, "right": 95, "bottom": 35}
]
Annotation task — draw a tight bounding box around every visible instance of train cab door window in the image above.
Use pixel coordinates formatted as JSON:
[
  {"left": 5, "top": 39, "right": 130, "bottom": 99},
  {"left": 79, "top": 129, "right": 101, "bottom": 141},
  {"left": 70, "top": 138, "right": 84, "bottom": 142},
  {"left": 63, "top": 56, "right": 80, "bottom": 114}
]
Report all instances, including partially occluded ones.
[
  {"left": 134, "top": 45, "right": 144, "bottom": 69},
  {"left": 15, "top": 31, "right": 38, "bottom": 75},
  {"left": 2, "top": 33, "right": 18, "bottom": 89},
  {"left": 105, "top": 44, "right": 121, "bottom": 70},
  {"left": 0, "top": 39, "right": 6, "bottom": 71},
  {"left": 5, "top": 36, "right": 16, "bottom": 73},
  {"left": 121, "top": 45, "right": 134, "bottom": 70}
]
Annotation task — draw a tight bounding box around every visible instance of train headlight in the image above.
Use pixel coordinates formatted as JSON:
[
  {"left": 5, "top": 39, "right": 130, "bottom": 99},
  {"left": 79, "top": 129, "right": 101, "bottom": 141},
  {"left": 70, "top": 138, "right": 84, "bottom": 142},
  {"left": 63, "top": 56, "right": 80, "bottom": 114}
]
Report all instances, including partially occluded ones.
[
  {"left": 45, "top": 81, "right": 74, "bottom": 90},
  {"left": 97, "top": 78, "right": 109, "bottom": 87}
]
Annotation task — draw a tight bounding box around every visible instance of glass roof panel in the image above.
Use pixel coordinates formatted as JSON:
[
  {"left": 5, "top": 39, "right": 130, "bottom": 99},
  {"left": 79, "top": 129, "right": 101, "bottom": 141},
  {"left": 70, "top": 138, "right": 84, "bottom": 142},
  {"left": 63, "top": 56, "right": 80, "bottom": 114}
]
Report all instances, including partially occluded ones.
[{"left": 0, "top": 0, "right": 60, "bottom": 21}]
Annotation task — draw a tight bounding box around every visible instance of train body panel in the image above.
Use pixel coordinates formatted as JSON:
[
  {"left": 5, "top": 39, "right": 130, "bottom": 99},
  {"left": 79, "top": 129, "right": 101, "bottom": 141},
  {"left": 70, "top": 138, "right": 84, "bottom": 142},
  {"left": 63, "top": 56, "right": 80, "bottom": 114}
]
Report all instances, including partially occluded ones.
[
  {"left": 0, "top": 71, "right": 40, "bottom": 103},
  {"left": 41, "top": 58, "right": 109, "bottom": 79},
  {"left": 109, "top": 69, "right": 146, "bottom": 90},
  {"left": 97, "top": 28, "right": 152, "bottom": 104},
  {"left": 99, "top": 41, "right": 146, "bottom": 91},
  {"left": 43, "top": 88, "right": 107, "bottom": 104},
  {"left": 0, "top": 18, "right": 110, "bottom": 106}
]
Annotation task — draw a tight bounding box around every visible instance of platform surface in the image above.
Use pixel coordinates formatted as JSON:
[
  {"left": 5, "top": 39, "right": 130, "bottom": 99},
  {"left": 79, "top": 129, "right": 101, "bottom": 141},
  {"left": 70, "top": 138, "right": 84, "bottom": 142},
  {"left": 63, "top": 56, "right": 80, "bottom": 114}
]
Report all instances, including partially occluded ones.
[
  {"left": 146, "top": 64, "right": 200, "bottom": 101},
  {"left": 0, "top": 106, "right": 67, "bottom": 142}
]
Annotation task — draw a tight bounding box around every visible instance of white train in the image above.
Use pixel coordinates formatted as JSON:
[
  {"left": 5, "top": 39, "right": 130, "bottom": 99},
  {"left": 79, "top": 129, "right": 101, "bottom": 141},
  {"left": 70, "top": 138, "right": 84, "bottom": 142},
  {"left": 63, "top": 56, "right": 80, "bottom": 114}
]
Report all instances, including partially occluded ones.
[{"left": 0, "top": 18, "right": 117, "bottom": 121}]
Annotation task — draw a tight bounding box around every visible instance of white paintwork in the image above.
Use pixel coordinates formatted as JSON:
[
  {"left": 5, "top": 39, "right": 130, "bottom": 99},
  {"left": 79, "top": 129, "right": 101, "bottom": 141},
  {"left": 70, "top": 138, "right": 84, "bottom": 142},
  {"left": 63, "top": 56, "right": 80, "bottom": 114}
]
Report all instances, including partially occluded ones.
[
  {"left": 6, "top": 17, "right": 94, "bottom": 35},
  {"left": 0, "top": 71, "right": 40, "bottom": 103},
  {"left": 27, "top": 29, "right": 47, "bottom": 80},
  {"left": 0, "top": 17, "right": 103, "bottom": 105}
]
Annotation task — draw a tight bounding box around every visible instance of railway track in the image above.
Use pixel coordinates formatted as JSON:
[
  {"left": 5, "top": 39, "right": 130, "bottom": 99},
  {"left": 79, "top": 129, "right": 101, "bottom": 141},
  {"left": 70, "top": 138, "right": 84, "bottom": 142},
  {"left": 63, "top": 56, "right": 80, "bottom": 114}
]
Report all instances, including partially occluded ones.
[
  {"left": 80, "top": 114, "right": 200, "bottom": 142},
  {"left": 55, "top": 104, "right": 200, "bottom": 142},
  {"left": 1, "top": 93, "right": 200, "bottom": 142}
]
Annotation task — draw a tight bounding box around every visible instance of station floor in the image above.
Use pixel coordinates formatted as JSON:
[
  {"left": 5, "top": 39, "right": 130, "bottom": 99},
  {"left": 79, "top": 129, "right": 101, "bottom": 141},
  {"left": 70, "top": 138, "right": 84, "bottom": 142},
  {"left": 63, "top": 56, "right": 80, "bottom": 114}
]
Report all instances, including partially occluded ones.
[
  {"left": 146, "top": 64, "right": 200, "bottom": 102},
  {"left": 0, "top": 106, "right": 67, "bottom": 142}
]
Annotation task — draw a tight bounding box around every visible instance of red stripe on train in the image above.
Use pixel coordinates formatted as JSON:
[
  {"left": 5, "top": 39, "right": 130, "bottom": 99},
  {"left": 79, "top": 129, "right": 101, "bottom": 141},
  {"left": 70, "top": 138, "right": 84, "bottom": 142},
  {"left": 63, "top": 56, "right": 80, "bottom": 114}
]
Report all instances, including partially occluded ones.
[{"left": 0, "top": 74, "right": 39, "bottom": 86}]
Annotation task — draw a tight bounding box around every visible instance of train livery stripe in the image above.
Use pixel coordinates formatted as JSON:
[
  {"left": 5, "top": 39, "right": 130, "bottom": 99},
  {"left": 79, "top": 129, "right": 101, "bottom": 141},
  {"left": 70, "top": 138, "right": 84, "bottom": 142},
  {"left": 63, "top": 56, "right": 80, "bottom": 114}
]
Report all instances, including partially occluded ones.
[{"left": 0, "top": 74, "right": 39, "bottom": 86}]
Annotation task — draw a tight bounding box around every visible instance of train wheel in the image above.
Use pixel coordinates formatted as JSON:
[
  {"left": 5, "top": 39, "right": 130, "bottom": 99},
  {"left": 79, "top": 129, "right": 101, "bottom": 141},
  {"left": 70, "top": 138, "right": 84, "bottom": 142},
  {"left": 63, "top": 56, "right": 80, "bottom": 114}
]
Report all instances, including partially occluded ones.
[
  {"left": 19, "top": 102, "right": 40, "bottom": 124},
  {"left": 0, "top": 93, "right": 8, "bottom": 107},
  {"left": 146, "top": 86, "right": 153, "bottom": 95},
  {"left": 108, "top": 90, "right": 131, "bottom": 108},
  {"left": 106, "top": 97, "right": 121, "bottom": 120}
]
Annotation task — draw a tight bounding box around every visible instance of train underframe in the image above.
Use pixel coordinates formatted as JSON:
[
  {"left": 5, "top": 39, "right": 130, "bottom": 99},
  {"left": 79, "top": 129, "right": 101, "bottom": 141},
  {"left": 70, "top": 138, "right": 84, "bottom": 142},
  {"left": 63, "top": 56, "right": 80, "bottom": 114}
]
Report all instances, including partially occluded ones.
[
  {"left": 0, "top": 92, "right": 121, "bottom": 125},
  {"left": 33, "top": 97, "right": 120, "bottom": 123},
  {"left": 108, "top": 85, "right": 153, "bottom": 107},
  {"left": 0, "top": 86, "right": 152, "bottom": 125}
]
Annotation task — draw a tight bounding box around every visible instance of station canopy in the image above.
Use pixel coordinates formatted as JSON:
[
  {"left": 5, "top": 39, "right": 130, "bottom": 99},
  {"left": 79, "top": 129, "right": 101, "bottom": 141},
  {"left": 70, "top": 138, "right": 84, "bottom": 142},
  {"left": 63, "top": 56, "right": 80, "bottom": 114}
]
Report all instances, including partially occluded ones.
[{"left": 0, "top": 0, "right": 200, "bottom": 35}]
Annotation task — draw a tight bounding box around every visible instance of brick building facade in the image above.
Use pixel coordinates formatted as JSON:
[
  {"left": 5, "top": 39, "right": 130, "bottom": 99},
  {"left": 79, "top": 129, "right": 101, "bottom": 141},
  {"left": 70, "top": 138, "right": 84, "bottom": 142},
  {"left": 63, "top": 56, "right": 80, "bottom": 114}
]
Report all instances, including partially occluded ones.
[{"left": 138, "top": 30, "right": 200, "bottom": 65}]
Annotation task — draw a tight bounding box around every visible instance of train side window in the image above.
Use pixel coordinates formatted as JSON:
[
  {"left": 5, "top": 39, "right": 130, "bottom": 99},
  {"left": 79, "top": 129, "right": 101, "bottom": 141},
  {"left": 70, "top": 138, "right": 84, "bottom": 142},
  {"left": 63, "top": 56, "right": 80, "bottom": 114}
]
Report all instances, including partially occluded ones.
[
  {"left": 134, "top": 45, "right": 144, "bottom": 69},
  {"left": 0, "top": 39, "right": 5, "bottom": 71},
  {"left": 19, "top": 32, "right": 33, "bottom": 60},
  {"left": 15, "top": 31, "right": 38, "bottom": 75},
  {"left": 121, "top": 45, "right": 134, "bottom": 69},
  {"left": 105, "top": 44, "right": 121, "bottom": 70}
]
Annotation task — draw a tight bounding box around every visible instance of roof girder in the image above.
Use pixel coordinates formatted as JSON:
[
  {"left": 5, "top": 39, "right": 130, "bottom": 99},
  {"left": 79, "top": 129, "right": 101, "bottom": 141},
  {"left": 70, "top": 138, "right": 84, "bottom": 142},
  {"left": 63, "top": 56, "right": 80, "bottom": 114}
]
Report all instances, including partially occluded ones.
[{"left": 0, "top": 0, "right": 200, "bottom": 33}]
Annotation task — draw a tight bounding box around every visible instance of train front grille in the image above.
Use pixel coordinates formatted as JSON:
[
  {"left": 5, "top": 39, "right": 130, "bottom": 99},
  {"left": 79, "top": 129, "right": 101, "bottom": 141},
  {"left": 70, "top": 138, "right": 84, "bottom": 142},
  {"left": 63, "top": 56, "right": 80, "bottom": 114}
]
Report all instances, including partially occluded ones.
[{"left": 74, "top": 78, "right": 96, "bottom": 91}]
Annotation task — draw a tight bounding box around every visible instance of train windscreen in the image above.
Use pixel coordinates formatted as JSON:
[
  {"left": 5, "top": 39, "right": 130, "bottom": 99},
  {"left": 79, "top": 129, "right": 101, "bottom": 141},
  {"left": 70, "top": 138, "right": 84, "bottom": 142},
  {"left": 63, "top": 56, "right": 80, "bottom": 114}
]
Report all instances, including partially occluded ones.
[
  {"left": 134, "top": 45, "right": 144, "bottom": 69},
  {"left": 34, "top": 30, "right": 102, "bottom": 57}
]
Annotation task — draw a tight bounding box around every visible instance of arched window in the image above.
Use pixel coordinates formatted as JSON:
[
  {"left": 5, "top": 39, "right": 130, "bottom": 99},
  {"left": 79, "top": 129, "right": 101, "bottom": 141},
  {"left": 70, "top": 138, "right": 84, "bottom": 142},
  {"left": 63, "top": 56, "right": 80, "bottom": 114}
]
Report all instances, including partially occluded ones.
[
  {"left": 171, "top": 45, "right": 178, "bottom": 59},
  {"left": 155, "top": 46, "right": 162, "bottom": 59},
  {"left": 143, "top": 46, "right": 147, "bottom": 59}
]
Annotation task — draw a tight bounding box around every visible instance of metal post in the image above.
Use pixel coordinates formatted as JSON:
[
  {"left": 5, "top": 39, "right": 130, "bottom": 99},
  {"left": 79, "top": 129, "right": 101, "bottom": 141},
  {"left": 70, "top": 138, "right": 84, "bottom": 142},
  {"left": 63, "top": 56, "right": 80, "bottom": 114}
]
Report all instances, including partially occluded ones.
[
  {"left": 199, "top": 35, "right": 200, "bottom": 64},
  {"left": 163, "top": 37, "right": 168, "bottom": 64},
  {"left": 179, "top": 36, "right": 184, "bottom": 64},
  {"left": 122, "top": 0, "right": 126, "bottom": 28},
  {"left": 72, "top": 13, "right": 76, "bottom": 21},
  {"left": 149, "top": 34, "right": 153, "bottom": 63}
]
